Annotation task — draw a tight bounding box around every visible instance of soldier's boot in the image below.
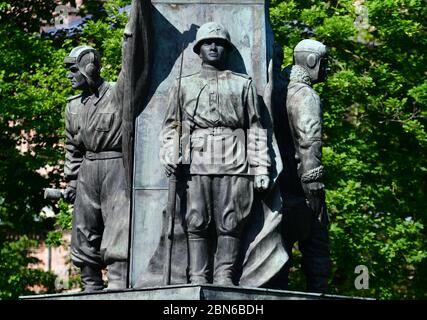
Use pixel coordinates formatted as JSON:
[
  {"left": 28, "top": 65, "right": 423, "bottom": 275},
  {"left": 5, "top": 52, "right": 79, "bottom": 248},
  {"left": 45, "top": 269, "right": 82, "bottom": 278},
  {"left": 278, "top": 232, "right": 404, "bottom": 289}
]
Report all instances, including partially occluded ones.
[
  {"left": 302, "top": 256, "right": 330, "bottom": 293},
  {"left": 106, "top": 261, "right": 128, "bottom": 290},
  {"left": 188, "top": 238, "right": 210, "bottom": 284},
  {"left": 80, "top": 265, "right": 104, "bottom": 292},
  {"left": 213, "top": 236, "right": 240, "bottom": 286}
]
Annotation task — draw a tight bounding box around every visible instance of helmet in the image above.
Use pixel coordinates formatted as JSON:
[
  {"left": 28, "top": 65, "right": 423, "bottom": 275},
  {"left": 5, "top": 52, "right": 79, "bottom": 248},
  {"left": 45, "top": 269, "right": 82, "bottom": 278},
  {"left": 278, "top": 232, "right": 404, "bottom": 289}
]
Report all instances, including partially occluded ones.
[
  {"left": 64, "top": 45, "right": 101, "bottom": 82},
  {"left": 193, "top": 22, "right": 233, "bottom": 54},
  {"left": 294, "top": 39, "right": 327, "bottom": 68}
]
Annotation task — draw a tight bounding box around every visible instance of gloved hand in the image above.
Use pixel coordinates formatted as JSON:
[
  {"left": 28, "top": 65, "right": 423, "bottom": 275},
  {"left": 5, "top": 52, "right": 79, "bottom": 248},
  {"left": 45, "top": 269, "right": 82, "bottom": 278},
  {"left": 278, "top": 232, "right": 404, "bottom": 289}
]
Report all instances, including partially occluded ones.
[
  {"left": 302, "top": 181, "right": 325, "bottom": 217},
  {"left": 254, "top": 175, "right": 270, "bottom": 191},
  {"left": 63, "top": 182, "right": 77, "bottom": 204}
]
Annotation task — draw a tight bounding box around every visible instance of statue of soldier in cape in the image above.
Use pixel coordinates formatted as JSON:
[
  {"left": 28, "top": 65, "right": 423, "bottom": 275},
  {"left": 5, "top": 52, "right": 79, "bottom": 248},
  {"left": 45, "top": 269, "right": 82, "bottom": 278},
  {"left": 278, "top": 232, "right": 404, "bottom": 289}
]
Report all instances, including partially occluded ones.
[{"left": 62, "top": 0, "right": 151, "bottom": 291}]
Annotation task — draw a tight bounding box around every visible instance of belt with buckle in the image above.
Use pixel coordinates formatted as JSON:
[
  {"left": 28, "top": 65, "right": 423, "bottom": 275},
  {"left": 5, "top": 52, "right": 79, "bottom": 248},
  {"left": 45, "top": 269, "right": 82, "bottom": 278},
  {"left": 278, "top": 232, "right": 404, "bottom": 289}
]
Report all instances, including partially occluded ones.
[{"left": 85, "top": 150, "right": 122, "bottom": 160}]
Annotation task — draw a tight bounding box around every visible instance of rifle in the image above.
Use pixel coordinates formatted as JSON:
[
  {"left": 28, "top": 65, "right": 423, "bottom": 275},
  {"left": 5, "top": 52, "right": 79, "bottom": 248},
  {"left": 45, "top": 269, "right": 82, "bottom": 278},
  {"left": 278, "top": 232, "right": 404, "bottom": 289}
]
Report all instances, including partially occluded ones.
[{"left": 163, "top": 45, "right": 184, "bottom": 285}]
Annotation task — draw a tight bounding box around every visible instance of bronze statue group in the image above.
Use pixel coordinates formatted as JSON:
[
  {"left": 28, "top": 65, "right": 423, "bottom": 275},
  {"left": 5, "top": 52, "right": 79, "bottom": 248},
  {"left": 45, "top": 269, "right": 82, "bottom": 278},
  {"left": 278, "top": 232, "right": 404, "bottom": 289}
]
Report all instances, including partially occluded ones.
[{"left": 61, "top": 1, "right": 330, "bottom": 294}]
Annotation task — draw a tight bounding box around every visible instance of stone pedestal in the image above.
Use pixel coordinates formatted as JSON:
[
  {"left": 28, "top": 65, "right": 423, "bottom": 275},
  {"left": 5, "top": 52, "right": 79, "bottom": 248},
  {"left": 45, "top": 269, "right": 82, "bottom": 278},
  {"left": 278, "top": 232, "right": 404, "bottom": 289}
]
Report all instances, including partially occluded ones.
[{"left": 20, "top": 285, "right": 368, "bottom": 300}]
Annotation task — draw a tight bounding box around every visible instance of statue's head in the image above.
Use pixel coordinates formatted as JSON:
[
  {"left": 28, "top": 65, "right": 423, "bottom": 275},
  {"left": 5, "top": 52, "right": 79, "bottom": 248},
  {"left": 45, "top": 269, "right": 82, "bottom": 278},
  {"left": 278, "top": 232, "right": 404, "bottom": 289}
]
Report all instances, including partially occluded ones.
[
  {"left": 193, "top": 22, "right": 233, "bottom": 68},
  {"left": 64, "top": 45, "right": 101, "bottom": 91},
  {"left": 293, "top": 39, "right": 328, "bottom": 84}
]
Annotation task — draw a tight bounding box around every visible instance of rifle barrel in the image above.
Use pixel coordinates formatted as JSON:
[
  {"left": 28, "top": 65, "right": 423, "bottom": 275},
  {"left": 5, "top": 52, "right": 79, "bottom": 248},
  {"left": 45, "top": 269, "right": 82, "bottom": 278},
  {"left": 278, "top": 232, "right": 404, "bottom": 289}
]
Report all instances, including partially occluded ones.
[{"left": 163, "top": 174, "right": 178, "bottom": 285}]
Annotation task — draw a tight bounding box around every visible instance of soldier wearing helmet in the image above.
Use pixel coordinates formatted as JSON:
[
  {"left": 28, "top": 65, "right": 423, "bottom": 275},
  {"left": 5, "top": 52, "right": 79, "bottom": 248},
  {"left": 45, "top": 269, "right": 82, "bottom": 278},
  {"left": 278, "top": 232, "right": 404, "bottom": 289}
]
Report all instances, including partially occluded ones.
[
  {"left": 273, "top": 39, "right": 331, "bottom": 293},
  {"left": 160, "top": 22, "right": 271, "bottom": 285},
  {"left": 63, "top": 44, "right": 131, "bottom": 292},
  {"left": 64, "top": 45, "right": 102, "bottom": 91},
  {"left": 60, "top": 0, "right": 151, "bottom": 293}
]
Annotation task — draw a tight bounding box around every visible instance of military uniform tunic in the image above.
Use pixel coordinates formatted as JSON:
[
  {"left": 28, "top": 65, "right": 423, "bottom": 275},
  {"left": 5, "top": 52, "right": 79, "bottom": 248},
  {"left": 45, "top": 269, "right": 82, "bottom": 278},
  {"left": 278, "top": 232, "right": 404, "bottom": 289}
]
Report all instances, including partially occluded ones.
[
  {"left": 65, "top": 80, "right": 129, "bottom": 268},
  {"left": 161, "top": 64, "right": 270, "bottom": 237}
]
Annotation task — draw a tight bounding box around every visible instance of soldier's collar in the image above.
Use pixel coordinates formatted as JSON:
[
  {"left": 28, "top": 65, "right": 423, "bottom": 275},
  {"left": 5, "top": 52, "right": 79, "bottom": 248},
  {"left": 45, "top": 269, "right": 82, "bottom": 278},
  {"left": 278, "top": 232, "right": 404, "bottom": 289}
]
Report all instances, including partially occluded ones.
[
  {"left": 81, "top": 92, "right": 91, "bottom": 104},
  {"left": 200, "top": 63, "right": 225, "bottom": 79},
  {"left": 289, "top": 65, "right": 312, "bottom": 86},
  {"left": 92, "top": 80, "right": 109, "bottom": 105}
]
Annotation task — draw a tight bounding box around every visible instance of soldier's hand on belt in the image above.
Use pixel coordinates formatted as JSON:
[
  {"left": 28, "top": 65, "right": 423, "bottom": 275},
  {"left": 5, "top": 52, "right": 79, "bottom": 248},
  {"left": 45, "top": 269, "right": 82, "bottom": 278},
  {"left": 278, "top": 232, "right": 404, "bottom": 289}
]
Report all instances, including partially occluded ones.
[
  {"left": 303, "top": 181, "right": 325, "bottom": 218},
  {"left": 254, "top": 175, "right": 270, "bottom": 191},
  {"left": 64, "top": 184, "right": 77, "bottom": 204}
]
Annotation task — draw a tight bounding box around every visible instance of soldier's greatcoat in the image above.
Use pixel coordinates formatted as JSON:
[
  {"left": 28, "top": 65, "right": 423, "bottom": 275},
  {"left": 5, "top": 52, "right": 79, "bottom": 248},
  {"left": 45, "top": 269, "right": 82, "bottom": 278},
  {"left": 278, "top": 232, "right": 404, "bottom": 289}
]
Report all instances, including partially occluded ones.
[{"left": 286, "top": 65, "right": 323, "bottom": 189}]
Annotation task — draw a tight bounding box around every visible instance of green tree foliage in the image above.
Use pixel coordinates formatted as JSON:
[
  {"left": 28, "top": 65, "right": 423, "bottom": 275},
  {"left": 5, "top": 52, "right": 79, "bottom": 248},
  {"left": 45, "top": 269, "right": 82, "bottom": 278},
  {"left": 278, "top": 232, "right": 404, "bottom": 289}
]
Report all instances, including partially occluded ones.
[
  {"left": 0, "top": 0, "right": 57, "bottom": 32},
  {"left": 0, "top": 0, "right": 72, "bottom": 300},
  {"left": 0, "top": 236, "right": 56, "bottom": 299},
  {"left": 0, "top": 29, "right": 70, "bottom": 234},
  {"left": 270, "top": 0, "right": 427, "bottom": 299}
]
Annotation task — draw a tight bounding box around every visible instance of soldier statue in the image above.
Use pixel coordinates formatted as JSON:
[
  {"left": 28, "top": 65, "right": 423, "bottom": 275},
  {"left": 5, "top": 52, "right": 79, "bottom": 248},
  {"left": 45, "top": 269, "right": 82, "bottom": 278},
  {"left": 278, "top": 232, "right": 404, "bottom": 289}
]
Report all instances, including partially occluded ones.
[
  {"left": 62, "top": 0, "right": 150, "bottom": 291},
  {"left": 160, "top": 22, "right": 271, "bottom": 285},
  {"left": 273, "top": 39, "right": 331, "bottom": 293}
]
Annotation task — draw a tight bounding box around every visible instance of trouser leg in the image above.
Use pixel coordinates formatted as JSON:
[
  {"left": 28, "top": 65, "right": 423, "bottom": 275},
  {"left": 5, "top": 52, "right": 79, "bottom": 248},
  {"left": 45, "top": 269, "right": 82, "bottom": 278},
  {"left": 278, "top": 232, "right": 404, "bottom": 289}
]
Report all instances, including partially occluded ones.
[
  {"left": 299, "top": 207, "right": 330, "bottom": 293},
  {"left": 99, "top": 157, "right": 130, "bottom": 289},
  {"left": 213, "top": 176, "right": 253, "bottom": 285},
  {"left": 279, "top": 197, "right": 313, "bottom": 290},
  {"left": 71, "top": 159, "right": 105, "bottom": 291},
  {"left": 186, "top": 175, "right": 212, "bottom": 284},
  {"left": 80, "top": 265, "right": 104, "bottom": 292}
]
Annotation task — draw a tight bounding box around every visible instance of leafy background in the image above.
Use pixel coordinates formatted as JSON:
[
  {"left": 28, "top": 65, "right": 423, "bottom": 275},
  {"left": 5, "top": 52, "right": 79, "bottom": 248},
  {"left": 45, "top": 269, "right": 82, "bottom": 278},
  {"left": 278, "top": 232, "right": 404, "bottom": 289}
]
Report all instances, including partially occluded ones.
[{"left": 0, "top": 0, "right": 426, "bottom": 299}]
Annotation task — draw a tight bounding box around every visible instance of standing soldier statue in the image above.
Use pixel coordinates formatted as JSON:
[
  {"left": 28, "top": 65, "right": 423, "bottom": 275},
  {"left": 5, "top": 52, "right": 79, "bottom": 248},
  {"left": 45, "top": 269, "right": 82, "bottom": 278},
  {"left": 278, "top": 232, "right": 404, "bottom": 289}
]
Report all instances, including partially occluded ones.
[
  {"left": 274, "top": 39, "right": 331, "bottom": 293},
  {"left": 62, "top": 0, "right": 151, "bottom": 291},
  {"left": 160, "top": 22, "right": 271, "bottom": 285}
]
